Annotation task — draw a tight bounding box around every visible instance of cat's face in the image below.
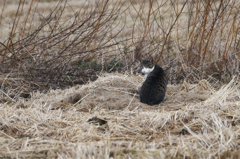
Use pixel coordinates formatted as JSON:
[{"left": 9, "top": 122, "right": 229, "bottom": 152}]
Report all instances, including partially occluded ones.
[{"left": 142, "top": 66, "right": 155, "bottom": 79}]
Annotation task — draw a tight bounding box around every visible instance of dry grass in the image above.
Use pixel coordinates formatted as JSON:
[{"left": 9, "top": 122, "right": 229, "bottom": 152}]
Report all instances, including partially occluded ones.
[
  {"left": 1, "top": 0, "right": 240, "bottom": 87},
  {"left": 1, "top": 73, "right": 240, "bottom": 158}
]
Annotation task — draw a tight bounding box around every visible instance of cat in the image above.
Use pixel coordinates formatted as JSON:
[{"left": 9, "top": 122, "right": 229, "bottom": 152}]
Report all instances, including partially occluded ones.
[{"left": 140, "top": 60, "right": 167, "bottom": 105}]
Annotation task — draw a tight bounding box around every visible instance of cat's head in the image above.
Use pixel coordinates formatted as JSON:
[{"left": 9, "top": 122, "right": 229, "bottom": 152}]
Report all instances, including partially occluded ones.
[
  {"left": 141, "top": 58, "right": 154, "bottom": 69},
  {"left": 141, "top": 58, "right": 155, "bottom": 78}
]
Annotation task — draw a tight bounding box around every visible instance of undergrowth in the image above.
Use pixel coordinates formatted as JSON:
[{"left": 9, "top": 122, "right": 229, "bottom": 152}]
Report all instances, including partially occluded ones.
[{"left": 0, "top": 0, "right": 239, "bottom": 96}]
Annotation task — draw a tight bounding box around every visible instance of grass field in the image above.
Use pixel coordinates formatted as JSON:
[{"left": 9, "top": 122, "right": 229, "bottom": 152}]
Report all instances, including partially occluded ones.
[
  {"left": 1, "top": 0, "right": 240, "bottom": 158},
  {"left": 1, "top": 73, "right": 240, "bottom": 158}
]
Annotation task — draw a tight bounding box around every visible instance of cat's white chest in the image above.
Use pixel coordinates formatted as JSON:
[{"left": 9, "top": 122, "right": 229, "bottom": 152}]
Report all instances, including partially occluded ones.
[{"left": 142, "top": 66, "right": 155, "bottom": 79}]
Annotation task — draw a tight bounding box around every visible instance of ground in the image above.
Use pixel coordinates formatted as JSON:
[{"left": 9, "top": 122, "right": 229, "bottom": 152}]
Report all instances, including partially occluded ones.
[{"left": 1, "top": 73, "right": 240, "bottom": 158}]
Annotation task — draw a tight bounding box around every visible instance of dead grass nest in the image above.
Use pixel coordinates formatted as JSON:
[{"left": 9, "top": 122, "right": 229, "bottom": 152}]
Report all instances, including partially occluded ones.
[{"left": 0, "top": 73, "right": 240, "bottom": 158}]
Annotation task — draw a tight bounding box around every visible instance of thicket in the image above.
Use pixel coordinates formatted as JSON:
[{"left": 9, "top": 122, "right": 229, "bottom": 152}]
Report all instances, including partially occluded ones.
[{"left": 0, "top": 0, "right": 239, "bottom": 98}]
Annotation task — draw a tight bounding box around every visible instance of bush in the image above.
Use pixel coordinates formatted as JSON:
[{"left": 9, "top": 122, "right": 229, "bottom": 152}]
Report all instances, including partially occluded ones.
[{"left": 0, "top": 0, "right": 239, "bottom": 97}]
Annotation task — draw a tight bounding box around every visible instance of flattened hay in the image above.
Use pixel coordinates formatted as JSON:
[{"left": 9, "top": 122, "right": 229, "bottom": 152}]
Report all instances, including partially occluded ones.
[{"left": 1, "top": 73, "right": 240, "bottom": 158}]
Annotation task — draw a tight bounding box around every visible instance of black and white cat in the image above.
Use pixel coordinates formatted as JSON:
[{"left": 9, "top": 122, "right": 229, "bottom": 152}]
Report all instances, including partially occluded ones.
[{"left": 140, "top": 60, "right": 167, "bottom": 105}]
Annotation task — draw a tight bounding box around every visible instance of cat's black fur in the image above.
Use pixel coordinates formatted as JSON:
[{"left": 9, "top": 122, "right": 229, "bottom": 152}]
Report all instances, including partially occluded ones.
[{"left": 140, "top": 64, "right": 167, "bottom": 105}]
